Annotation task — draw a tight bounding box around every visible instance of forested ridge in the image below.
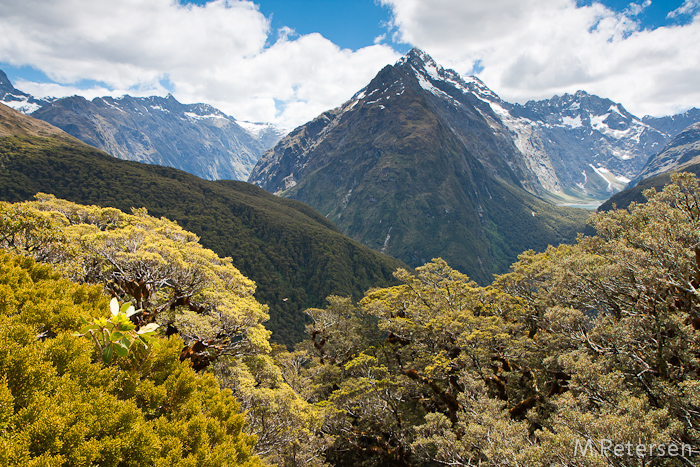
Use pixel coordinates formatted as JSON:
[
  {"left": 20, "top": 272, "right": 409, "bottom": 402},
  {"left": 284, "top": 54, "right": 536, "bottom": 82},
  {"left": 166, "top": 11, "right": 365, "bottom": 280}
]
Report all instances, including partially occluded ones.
[
  {"left": 2, "top": 166, "right": 700, "bottom": 465},
  {"left": 0, "top": 132, "right": 406, "bottom": 346}
]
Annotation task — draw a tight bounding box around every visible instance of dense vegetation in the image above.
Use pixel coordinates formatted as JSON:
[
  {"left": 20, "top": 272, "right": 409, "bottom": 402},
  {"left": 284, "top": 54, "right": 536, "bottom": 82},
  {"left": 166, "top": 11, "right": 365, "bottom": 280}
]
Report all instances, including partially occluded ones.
[
  {"left": 2, "top": 104, "right": 700, "bottom": 465},
  {"left": 284, "top": 173, "right": 700, "bottom": 466},
  {"left": 2, "top": 166, "right": 700, "bottom": 465},
  {"left": 0, "top": 196, "right": 330, "bottom": 467},
  {"left": 0, "top": 133, "right": 405, "bottom": 346},
  {"left": 0, "top": 251, "right": 264, "bottom": 466}
]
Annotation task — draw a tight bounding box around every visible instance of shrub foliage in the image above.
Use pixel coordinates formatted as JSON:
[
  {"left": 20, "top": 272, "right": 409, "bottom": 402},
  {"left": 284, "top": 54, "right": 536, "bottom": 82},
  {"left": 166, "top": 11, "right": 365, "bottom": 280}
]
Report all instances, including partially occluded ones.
[{"left": 0, "top": 251, "right": 264, "bottom": 466}]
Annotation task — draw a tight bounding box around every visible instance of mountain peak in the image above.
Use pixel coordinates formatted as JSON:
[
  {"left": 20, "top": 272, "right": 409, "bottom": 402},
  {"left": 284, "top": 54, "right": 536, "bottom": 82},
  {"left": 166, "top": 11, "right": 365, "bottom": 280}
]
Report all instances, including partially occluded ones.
[
  {"left": 397, "top": 48, "right": 442, "bottom": 77},
  {"left": 0, "top": 69, "right": 14, "bottom": 94},
  {"left": 0, "top": 69, "right": 52, "bottom": 114},
  {"left": 400, "top": 48, "right": 435, "bottom": 65}
]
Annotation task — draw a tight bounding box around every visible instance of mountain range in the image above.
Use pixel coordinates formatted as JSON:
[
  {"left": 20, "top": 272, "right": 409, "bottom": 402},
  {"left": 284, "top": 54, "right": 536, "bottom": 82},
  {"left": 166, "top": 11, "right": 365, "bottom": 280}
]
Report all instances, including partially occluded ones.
[
  {"left": 600, "top": 121, "right": 700, "bottom": 211},
  {"left": 3, "top": 56, "right": 698, "bottom": 195},
  {"left": 249, "top": 49, "right": 700, "bottom": 282},
  {"left": 0, "top": 70, "right": 285, "bottom": 181},
  {"left": 631, "top": 121, "right": 700, "bottom": 183},
  {"left": 3, "top": 49, "right": 700, "bottom": 285},
  {"left": 249, "top": 49, "right": 592, "bottom": 283}
]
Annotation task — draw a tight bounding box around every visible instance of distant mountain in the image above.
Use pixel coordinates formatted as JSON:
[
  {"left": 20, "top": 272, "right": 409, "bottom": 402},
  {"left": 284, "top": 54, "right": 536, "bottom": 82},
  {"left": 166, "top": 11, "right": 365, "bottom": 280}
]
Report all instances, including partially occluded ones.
[
  {"left": 631, "top": 121, "right": 700, "bottom": 183},
  {"left": 236, "top": 120, "right": 288, "bottom": 150},
  {"left": 643, "top": 108, "right": 700, "bottom": 136},
  {"left": 0, "top": 70, "right": 286, "bottom": 181},
  {"left": 600, "top": 121, "right": 700, "bottom": 211},
  {"left": 0, "top": 69, "right": 53, "bottom": 114},
  {"left": 498, "top": 91, "right": 671, "bottom": 200},
  {"left": 250, "top": 49, "right": 590, "bottom": 284},
  {"left": 0, "top": 102, "right": 405, "bottom": 346},
  {"left": 30, "top": 94, "right": 270, "bottom": 181}
]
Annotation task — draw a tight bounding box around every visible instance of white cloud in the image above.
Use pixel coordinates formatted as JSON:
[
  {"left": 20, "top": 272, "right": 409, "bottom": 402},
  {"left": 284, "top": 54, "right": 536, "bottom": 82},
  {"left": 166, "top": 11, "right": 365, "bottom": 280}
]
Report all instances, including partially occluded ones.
[
  {"left": 668, "top": 0, "right": 700, "bottom": 18},
  {"left": 0, "top": 0, "right": 399, "bottom": 129},
  {"left": 2, "top": 0, "right": 698, "bottom": 129},
  {"left": 380, "top": 0, "right": 700, "bottom": 117}
]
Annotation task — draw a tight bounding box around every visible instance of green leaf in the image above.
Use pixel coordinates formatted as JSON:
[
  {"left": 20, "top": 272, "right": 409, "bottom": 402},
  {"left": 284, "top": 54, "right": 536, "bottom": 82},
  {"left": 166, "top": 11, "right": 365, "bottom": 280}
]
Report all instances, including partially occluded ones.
[
  {"left": 78, "top": 324, "right": 99, "bottom": 334},
  {"left": 120, "top": 336, "right": 131, "bottom": 349},
  {"left": 120, "top": 301, "right": 136, "bottom": 315},
  {"left": 111, "top": 331, "right": 124, "bottom": 342},
  {"left": 137, "top": 334, "right": 160, "bottom": 349},
  {"left": 137, "top": 335, "right": 150, "bottom": 349},
  {"left": 113, "top": 343, "right": 129, "bottom": 358},
  {"left": 79, "top": 315, "right": 89, "bottom": 325},
  {"left": 102, "top": 344, "right": 113, "bottom": 363}
]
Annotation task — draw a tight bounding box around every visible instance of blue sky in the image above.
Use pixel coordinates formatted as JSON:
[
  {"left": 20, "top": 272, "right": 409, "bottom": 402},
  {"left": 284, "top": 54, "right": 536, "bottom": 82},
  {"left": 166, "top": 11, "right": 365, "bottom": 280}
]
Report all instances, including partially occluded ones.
[
  {"left": 253, "top": 0, "right": 405, "bottom": 51},
  {"left": 0, "top": 0, "right": 699, "bottom": 128}
]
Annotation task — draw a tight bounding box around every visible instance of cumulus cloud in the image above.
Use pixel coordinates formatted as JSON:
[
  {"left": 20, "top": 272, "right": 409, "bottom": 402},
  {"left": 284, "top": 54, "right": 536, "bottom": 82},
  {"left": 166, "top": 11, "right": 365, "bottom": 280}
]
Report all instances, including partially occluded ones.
[
  {"left": 0, "top": 0, "right": 399, "bottom": 129},
  {"left": 380, "top": 0, "right": 700, "bottom": 117}
]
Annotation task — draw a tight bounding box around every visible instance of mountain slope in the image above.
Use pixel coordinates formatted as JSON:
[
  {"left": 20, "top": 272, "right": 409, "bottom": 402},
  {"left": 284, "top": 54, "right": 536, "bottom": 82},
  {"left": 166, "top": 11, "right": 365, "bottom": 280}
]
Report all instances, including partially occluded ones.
[
  {"left": 0, "top": 70, "right": 286, "bottom": 181},
  {"left": 497, "top": 91, "right": 669, "bottom": 200},
  {"left": 643, "top": 108, "right": 700, "bottom": 136},
  {"left": 0, "top": 103, "right": 405, "bottom": 346},
  {"left": 630, "top": 122, "right": 700, "bottom": 183},
  {"left": 600, "top": 122, "right": 700, "bottom": 211},
  {"left": 30, "top": 93, "right": 268, "bottom": 181},
  {"left": 0, "top": 69, "right": 53, "bottom": 114},
  {"left": 250, "top": 49, "right": 590, "bottom": 284}
]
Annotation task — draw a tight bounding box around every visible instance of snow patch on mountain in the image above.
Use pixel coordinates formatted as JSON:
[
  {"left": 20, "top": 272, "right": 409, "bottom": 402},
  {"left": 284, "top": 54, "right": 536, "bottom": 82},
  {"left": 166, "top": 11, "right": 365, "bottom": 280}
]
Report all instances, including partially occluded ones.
[
  {"left": 101, "top": 99, "right": 126, "bottom": 113},
  {"left": 184, "top": 111, "right": 228, "bottom": 122},
  {"left": 150, "top": 105, "right": 170, "bottom": 113},
  {"left": 561, "top": 115, "right": 583, "bottom": 128},
  {"left": 2, "top": 96, "right": 42, "bottom": 114}
]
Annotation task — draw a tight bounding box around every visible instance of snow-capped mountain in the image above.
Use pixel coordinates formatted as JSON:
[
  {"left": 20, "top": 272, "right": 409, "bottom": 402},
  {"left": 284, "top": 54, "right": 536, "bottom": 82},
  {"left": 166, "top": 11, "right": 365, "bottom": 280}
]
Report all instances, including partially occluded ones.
[
  {"left": 0, "top": 70, "right": 53, "bottom": 114},
  {"left": 632, "top": 121, "right": 700, "bottom": 183},
  {"left": 497, "top": 91, "right": 672, "bottom": 200},
  {"left": 236, "top": 120, "right": 288, "bottom": 150},
  {"left": 643, "top": 108, "right": 700, "bottom": 136},
  {"left": 30, "top": 94, "right": 268, "bottom": 181},
  {"left": 0, "top": 70, "right": 285, "bottom": 181},
  {"left": 250, "top": 48, "right": 590, "bottom": 284},
  {"left": 380, "top": 52, "right": 676, "bottom": 201}
]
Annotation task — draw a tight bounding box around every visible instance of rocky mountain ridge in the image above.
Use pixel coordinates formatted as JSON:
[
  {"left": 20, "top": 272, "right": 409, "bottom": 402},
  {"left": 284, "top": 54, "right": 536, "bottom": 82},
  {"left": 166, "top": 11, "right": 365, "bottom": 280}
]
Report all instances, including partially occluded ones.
[
  {"left": 500, "top": 91, "right": 670, "bottom": 200},
  {"left": 629, "top": 121, "right": 700, "bottom": 185},
  {"left": 0, "top": 70, "right": 53, "bottom": 114},
  {"left": 0, "top": 70, "right": 286, "bottom": 181},
  {"left": 253, "top": 49, "right": 700, "bottom": 204}
]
